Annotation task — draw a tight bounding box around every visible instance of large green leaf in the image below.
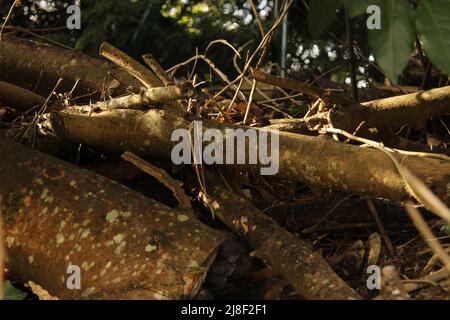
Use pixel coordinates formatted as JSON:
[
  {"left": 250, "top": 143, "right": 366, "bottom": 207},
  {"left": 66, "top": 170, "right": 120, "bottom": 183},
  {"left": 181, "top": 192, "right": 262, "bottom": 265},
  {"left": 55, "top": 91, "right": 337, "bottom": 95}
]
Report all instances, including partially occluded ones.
[
  {"left": 416, "top": 0, "right": 450, "bottom": 75},
  {"left": 368, "top": 0, "right": 416, "bottom": 83},
  {"left": 308, "top": 0, "right": 343, "bottom": 38},
  {"left": 344, "top": 0, "right": 380, "bottom": 17},
  {"left": 3, "top": 281, "right": 27, "bottom": 300}
]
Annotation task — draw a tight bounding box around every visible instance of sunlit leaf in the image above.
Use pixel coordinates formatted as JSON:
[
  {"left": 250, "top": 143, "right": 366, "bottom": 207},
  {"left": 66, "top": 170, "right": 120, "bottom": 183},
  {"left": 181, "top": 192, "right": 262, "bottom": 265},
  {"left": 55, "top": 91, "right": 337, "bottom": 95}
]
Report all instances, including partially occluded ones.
[
  {"left": 415, "top": 0, "right": 450, "bottom": 75},
  {"left": 368, "top": 0, "right": 415, "bottom": 83}
]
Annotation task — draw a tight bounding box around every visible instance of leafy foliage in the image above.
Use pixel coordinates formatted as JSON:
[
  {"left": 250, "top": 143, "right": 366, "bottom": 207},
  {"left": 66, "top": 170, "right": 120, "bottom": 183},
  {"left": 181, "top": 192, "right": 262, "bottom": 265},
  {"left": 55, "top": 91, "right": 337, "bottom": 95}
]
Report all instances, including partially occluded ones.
[
  {"left": 1, "top": 0, "right": 266, "bottom": 77},
  {"left": 3, "top": 281, "right": 27, "bottom": 300},
  {"left": 368, "top": 0, "right": 416, "bottom": 83},
  {"left": 415, "top": 0, "right": 450, "bottom": 75},
  {"left": 307, "top": 0, "right": 450, "bottom": 83},
  {"left": 307, "top": 0, "right": 342, "bottom": 38},
  {"left": 343, "top": 0, "right": 376, "bottom": 18},
  {"left": 1, "top": 0, "right": 449, "bottom": 86}
]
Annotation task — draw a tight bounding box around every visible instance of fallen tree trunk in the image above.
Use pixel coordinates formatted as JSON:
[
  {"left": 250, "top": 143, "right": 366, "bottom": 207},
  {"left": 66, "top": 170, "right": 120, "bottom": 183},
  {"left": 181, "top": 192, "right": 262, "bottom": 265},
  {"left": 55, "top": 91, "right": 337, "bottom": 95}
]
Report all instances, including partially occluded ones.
[
  {"left": 0, "top": 81, "right": 46, "bottom": 113},
  {"left": 0, "top": 137, "right": 224, "bottom": 299},
  {"left": 197, "top": 169, "right": 360, "bottom": 300},
  {"left": 47, "top": 108, "right": 450, "bottom": 205},
  {"left": 3, "top": 39, "right": 449, "bottom": 204},
  {"left": 327, "top": 85, "right": 450, "bottom": 132},
  {"left": 253, "top": 70, "right": 450, "bottom": 132},
  {"left": 74, "top": 82, "right": 194, "bottom": 112},
  {"left": 0, "top": 37, "right": 141, "bottom": 100},
  {"left": 266, "top": 118, "right": 449, "bottom": 155}
]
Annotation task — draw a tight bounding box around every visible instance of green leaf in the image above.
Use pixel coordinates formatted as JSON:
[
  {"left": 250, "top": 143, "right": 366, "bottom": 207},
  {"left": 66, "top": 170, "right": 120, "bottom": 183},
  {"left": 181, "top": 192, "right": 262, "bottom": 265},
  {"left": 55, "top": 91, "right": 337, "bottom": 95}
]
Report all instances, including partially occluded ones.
[
  {"left": 343, "top": 0, "right": 380, "bottom": 17},
  {"left": 368, "top": 0, "right": 415, "bottom": 83},
  {"left": 288, "top": 103, "right": 309, "bottom": 117},
  {"left": 3, "top": 281, "right": 27, "bottom": 300},
  {"left": 440, "top": 224, "right": 450, "bottom": 235},
  {"left": 415, "top": 0, "right": 450, "bottom": 75},
  {"left": 308, "top": 0, "right": 343, "bottom": 38}
]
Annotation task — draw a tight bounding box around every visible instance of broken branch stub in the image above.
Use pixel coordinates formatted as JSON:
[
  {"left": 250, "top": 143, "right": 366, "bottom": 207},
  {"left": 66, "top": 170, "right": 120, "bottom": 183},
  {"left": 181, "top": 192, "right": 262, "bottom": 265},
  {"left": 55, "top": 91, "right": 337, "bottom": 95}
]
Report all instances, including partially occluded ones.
[
  {"left": 0, "top": 137, "right": 224, "bottom": 299},
  {"left": 142, "top": 53, "right": 173, "bottom": 86},
  {"left": 100, "top": 42, "right": 163, "bottom": 89},
  {"left": 76, "top": 82, "right": 194, "bottom": 111}
]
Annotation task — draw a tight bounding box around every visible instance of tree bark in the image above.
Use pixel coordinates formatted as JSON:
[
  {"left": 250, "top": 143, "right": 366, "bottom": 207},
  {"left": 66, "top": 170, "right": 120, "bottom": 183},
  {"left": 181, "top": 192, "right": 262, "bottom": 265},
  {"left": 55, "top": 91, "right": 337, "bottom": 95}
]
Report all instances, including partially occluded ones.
[
  {"left": 328, "top": 86, "right": 450, "bottom": 132},
  {"left": 0, "top": 81, "right": 45, "bottom": 113},
  {"left": 197, "top": 169, "right": 360, "bottom": 300},
  {"left": 0, "top": 37, "right": 140, "bottom": 100},
  {"left": 253, "top": 70, "right": 450, "bottom": 132},
  {"left": 0, "top": 137, "right": 224, "bottom": 299},
  {"left": 47, "top": 108, "right": 450, "bottom": 205}
]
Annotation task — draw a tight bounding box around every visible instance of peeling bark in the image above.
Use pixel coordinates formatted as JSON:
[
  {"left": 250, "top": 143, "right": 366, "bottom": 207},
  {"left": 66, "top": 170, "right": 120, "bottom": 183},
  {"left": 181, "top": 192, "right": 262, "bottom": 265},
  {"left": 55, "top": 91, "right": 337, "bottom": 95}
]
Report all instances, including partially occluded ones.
[{"left": 0, "top": 137, "right": 224, "bottom": 299}]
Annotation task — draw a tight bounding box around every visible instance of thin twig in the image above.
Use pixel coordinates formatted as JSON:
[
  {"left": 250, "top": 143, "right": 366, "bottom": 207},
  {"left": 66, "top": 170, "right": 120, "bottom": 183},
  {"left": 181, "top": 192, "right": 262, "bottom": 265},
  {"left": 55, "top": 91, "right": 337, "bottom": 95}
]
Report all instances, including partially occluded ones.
[
  {"left": 227, "top": 51, "right": 250, "bottom": 111},
  {"left": 405, "top": 203, "right": 450, "bottom": 274},
  {"left": 167, "top": 53, "right": 246, "bottom": 101},
  {"left": 256, "top": 0, "right": 289, "bottom": 68},
  {"left": 366, "top": 197, "right": 395, "bottom": 257},
  {"left": 204, "top": 39, "right": 241, "bottom": 59},
  {"left": 18, "top": 78, "right": 63, "bottom": 144},
  {"left": 243, "top": 79, "right": 257, "bottom": 125},
  {"left": 0, "top": 0, "right": 19, "bottom": 40},
  {"left": 326, "top": 127, "right": 450, "bottom": 221},
  {"left": 302, "top": 194, "right": 354, "bottom": 233},
  {"left": 424, "top": 247, "right": 450, "bottom": 274},
  {"left": 7, "top": 26, "right": 74, "bottom": 50},
  {"left": 247, "top": 0, "right": 266, "bottom": 38},
  {"left": 189, "top": 122, "right": 208, "bottom": 198},
  {"left": 4, "top": 25, "right": 67, "bottom": 33},
  {"left": 253, "top": 69, "right": 354, "bottom": 105},
  {"left": 233, "top": 41, "right": 299, "bottom": 112},
  {"left": 344, "top": 9, "right": 359, "bottom": 102},
  {"left": 215, "top": 0, "right": 293, "bottom": 105},
  {"left": 325, "top": 127, "right": 450, "bottom": 162}
]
